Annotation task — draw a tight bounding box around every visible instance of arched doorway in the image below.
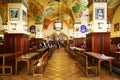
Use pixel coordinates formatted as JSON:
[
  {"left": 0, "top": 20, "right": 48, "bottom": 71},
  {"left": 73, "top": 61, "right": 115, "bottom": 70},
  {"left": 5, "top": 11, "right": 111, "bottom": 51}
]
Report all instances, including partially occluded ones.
[{"left": 48, "top": 32, "right": 69, "bottom": 47}]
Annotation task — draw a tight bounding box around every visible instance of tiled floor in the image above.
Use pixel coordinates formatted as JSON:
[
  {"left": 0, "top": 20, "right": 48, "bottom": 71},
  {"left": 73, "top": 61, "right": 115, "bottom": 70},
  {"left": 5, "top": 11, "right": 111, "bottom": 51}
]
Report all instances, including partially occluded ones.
[{"left": 0, "top": 48, "right": 120, "bottom": 80}]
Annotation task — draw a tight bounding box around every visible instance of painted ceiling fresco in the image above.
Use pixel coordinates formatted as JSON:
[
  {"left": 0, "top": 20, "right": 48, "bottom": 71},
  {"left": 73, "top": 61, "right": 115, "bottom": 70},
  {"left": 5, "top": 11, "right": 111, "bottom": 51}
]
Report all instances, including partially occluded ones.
[
  {"left": 0, "top": 0, "right": 120, "bottom": 29},
  {"left": 27, "top": 0, "right": 88, "bottom": 29},
  {"left": 107, "top": 0, "right": 120, "bottom": 22}
]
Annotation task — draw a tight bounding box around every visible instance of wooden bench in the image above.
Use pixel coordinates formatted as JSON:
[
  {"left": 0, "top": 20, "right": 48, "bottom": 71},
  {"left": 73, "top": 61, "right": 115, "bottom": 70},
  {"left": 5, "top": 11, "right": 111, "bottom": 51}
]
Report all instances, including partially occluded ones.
[
  {"left": 75, "top": 52, "right": 97, "bottom": 76},
  {"left": 48, "top": 47, "right": 55, "bottom": 59},
  {"left": 32, "top": 51, "right": 48, "bottom": 76}
]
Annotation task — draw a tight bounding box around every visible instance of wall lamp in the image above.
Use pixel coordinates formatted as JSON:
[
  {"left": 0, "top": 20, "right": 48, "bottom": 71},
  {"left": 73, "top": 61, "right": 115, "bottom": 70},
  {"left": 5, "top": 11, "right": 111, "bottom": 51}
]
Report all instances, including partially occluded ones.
[
  {"left": 2, "top": 22, "right": 8, "bottom": 30},
  {"left": 87, "top": 24, "right": 92, "bottom": 30},
  {"left": 107, "top": 21, "right": 111, "bottom": 29},
  {"left": 98, "top": 22, "right": 104, "bottom": 29},
  {"left": 11, "top": 23, "right": 17, "bottom": 30}
]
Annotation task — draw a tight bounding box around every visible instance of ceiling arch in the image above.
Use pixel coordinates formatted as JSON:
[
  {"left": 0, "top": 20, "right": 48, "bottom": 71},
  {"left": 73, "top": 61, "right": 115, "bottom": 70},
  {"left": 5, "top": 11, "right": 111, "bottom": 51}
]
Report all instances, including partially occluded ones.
[{"left": 0, "top": 0, "right": 120, "bottom": 29}]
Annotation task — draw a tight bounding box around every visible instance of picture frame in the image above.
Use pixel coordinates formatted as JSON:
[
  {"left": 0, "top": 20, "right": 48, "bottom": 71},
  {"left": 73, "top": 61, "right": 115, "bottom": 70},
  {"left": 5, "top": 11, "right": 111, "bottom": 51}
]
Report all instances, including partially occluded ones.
[
  {"left": 10, "top": 8, "right": 19, "bottom": 20},
  {"left": 114, "top": 23, "right": 119, "bottom": 32},
  {"left": 80, "top": 25, "right": 87, "bottom": 33},
  {"left": 22, "top": 10, "right": 27, "bottom": 21},
  {"left": 95, "top": 8, "right": 104, "bottom": 20},
  {"left": 30, "top": 25, "right": 36, "bottom": 33},
  {"left": 76, "top": 26, "right": 79, "bottom": 32}
]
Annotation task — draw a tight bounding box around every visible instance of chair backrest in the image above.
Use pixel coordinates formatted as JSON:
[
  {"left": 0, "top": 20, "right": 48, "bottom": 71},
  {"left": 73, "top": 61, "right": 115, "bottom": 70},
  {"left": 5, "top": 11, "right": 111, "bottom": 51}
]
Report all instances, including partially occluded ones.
[{"left": 42, "top": 51, "right": 48, "bottom": 62}]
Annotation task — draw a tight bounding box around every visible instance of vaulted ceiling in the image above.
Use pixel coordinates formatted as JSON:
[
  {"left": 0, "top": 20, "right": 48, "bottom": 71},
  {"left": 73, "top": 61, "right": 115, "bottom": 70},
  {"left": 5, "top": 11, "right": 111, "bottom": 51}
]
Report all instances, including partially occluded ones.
[{"left": 0, "top": 0, "right": 120, "bottom": 29}]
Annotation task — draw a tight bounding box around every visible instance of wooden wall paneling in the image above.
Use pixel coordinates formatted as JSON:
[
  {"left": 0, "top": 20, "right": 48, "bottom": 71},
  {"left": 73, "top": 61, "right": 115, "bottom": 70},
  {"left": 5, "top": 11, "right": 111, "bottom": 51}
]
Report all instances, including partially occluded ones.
[
  {"left": 29, "top": 38, "right": 44, "bottom": 48},
  {"left": 86, "top": 32, "right": 110, "bottom": 55},
  {"left": 86, "top": 34, "right": 92, "bottom": 51},
  {"left": 74, "top": 38, "right": 86, "bottom": 48},
  {"left": 0, "top": 45, "right": 5, "bottom": 53},
  {"left": 4, "top": 34, "right": 29, "bottom": 55}
]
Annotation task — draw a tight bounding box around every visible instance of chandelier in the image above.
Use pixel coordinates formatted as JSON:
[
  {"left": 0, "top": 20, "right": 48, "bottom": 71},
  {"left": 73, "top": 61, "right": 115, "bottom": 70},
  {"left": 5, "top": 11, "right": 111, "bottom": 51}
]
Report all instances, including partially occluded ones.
[{"left": 54, "top": 0, "right": 63, "bottom": 31}]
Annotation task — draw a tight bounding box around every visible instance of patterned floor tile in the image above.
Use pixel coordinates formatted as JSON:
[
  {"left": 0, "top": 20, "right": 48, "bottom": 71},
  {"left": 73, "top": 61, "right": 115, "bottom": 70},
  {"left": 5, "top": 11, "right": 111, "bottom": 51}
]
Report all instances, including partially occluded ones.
[{"left": 0, "top": 47, "right": 120, "bottom": 80}]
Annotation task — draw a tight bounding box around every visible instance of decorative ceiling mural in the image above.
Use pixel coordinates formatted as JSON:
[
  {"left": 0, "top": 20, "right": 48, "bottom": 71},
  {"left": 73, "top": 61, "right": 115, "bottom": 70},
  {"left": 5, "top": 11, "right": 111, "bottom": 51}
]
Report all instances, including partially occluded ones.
[
  {"left": 72, "top": 1, "right": 87, "bottom": 18},
  {"left": 0, "top": 0, "right": 120, "bottom": 29},
  {"left": 28, "top": 0, "right": 44, "bottom": 22},
  {"left": 107, "top": 0, "right": 120, "bottom": 22},
  {"left": 0, "top": 0, "right": 7, "bottom": 22}
]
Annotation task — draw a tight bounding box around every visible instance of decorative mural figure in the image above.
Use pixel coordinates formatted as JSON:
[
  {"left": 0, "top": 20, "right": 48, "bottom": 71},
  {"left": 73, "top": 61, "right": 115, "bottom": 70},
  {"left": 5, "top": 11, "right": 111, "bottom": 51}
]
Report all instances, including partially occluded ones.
[
  {"left": 28, "top": 1, "right": 44, "bottom": 22},
  {"left": 72, "top": 1, "right": 87, "bottom": 19}
]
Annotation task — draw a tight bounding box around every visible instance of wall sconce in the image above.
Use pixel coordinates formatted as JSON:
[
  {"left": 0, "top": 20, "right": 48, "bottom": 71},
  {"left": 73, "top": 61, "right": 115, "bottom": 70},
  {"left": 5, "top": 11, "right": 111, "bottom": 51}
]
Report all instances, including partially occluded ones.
[
  {"left": 87, "top": 24, "right": 92, "bottom": 30},
  {"left": 11, "top": 23, "right": 17, "bottom": 30},
  {"left": 23, "top": 25, "right": 27, "bottom": 31},
  {"left": 2, "top": 22, "right": 8, "bottom": 30},
  {"left": 98, "top": 22, "right": 104, "bottom": 29},
  {"left": 107, "top": 21, "right": 111, "bottom": 29}
]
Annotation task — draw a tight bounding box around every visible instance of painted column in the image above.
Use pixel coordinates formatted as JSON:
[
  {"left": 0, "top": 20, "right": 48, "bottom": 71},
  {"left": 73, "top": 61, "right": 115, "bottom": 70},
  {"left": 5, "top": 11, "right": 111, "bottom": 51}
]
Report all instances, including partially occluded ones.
[
  {"left": 7, "top": 0, "right": 28, "bottom": 33},
  {"left": 88, "top": 0, "right": 108, "bottom": 32}
]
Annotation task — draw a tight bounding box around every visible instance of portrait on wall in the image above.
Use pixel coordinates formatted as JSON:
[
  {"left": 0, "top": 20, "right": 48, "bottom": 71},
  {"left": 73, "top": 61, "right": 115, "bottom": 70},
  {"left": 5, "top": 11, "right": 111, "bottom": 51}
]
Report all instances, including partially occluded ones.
[
  {"left": 30, "top": 25, "right": 36, "bottom": 33},
  {"left": 80, "top": 25, "right": 87, "bottom": 33},
  {"left": 95, "top": 8, "right": 104, "bottom": 20},
  {"left": 76, "top": 26, "right": 79, "bottom": 32},
  {"left": 10, "top": 8, "right": 19, "bottom": 20},
  {"left": 114, "top": 23, "right": 119, "bottom": 32}
]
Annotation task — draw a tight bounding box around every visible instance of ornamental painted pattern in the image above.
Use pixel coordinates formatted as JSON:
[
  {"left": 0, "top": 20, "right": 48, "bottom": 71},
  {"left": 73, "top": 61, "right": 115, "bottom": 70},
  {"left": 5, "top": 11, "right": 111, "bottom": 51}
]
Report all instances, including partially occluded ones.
[{"left": 28, "top": 0, "right": 44, "bottom": 21}]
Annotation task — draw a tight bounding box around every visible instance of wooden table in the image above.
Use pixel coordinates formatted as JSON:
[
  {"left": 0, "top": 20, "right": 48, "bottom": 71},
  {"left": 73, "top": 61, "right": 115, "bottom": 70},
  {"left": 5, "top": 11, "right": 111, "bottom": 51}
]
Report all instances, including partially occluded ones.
[
  {"left": 15, "top": 52, "right": 39, "bottom": 75},
  {"left": 74, "top": 47, "right": 86, "bottom": 53},
  {"left": 0, "top": 53, "right": 13, "bottom": 75},
  {"left": 84, "top": 52, "right": 114, "bottom": 75}
]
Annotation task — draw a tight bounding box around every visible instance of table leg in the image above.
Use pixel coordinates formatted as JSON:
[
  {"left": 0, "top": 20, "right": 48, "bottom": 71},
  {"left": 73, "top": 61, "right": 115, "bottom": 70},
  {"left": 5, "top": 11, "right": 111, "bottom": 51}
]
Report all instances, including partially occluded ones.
[
  {"left": 27, "top": 60, "right": 30, "bottom": 74},
  {"left": 15, "top": 60, "right": 17, "bottom": 75},
  {"left": 109, "top": 60, "right": 112, "bottom": 75},
  {"left": 3, "top": 56, "right": 5, "bottom": 74},
  {"left": 98, "top": 60, "right": 101, "bottom": 75}
]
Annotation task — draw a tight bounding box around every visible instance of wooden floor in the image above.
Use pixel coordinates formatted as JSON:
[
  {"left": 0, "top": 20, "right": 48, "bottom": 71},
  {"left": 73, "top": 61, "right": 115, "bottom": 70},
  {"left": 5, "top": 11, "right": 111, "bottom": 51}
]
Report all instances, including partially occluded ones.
[{"left": 0, "top": 47, "right": 120, "bottom": 80}]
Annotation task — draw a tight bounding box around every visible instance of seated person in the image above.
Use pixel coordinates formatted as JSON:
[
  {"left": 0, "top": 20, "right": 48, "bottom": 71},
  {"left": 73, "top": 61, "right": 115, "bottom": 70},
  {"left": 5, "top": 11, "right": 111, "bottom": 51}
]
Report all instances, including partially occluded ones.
[
  {"left": 41, "top": 41, "right": 47, "bottom": 48},
  {"left": 48, "top": 42, "right": 53, "bottom": 49}
]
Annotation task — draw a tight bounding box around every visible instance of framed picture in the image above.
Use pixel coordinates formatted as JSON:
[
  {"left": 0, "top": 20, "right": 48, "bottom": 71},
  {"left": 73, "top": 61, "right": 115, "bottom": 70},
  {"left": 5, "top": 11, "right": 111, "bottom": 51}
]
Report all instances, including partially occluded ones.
[
  {"left": 95, "top": 8, "right": 104, "bottom": 20},
  {"left": 76, "top": 26, "right": 79, "bottom": 32},
  {"left": 80, "top": 25, "right": 87, "bottom": 33},
  {"left": 30, "top": 25, "right": 36, "bottom": 33},
  {"left": 22, "top": 10, "right": 27, "bottom": 21},
  {"left": 114, "top": 23, "right": 119, "bottom": 32},
  {"left": 10, "top": 8, "right": 19, "bottom": 20}
]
